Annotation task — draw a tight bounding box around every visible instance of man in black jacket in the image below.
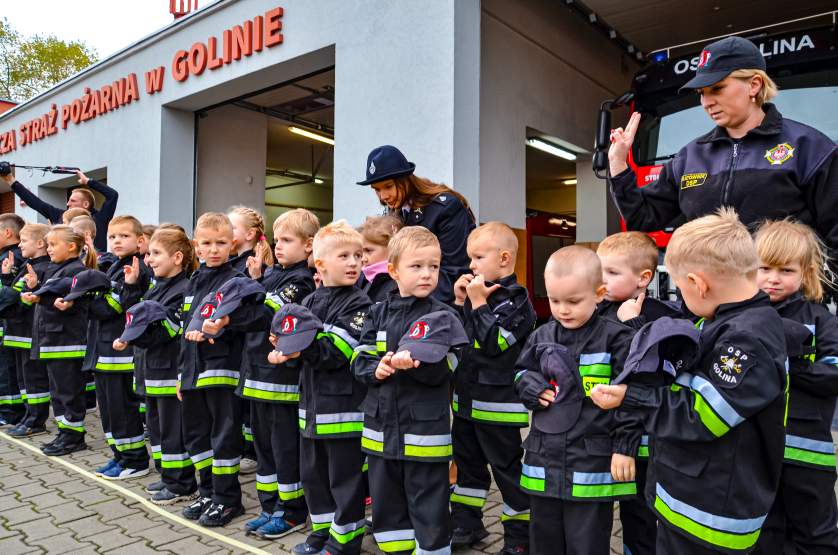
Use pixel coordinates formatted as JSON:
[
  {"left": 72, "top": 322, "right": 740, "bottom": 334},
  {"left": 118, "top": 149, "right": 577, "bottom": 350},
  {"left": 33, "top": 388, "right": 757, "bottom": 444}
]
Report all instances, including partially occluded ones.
[{"left": 2, "top": 169, "right": 118, "bottom": 252}]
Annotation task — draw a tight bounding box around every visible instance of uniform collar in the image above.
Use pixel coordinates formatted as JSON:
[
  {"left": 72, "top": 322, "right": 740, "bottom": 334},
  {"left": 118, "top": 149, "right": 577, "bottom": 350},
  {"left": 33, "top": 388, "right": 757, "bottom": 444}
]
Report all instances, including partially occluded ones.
[
  {"left": 231, "top": 249, "right": 255, "bottom": 264},
  {"left": 153, "top": 271, "right": 185, "bottom": 286},
  {"left": 772, "top": 291, "right": 804, "bottom": 310},
  {"left": 388, "top": 290, "right": 431, "bottom": 309},
  {"left": 713, "top": 291, "right": 771, "bottom": 318},
  {"left": 697, "top": 103, "right": 783, "bottom": 144},
  {"left": 29, "top": 255, "right": 50, "bottom": 265},
  {"left": 281, "top": 259, "right": 309, "bottom": 272},
  {"left": 494, "top": 273, "right": 518, "bottom": 288}
]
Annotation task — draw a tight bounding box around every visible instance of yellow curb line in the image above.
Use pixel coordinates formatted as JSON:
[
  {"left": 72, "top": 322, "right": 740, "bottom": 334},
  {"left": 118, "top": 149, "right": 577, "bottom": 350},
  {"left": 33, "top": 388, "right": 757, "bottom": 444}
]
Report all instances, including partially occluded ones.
[{"left": 0, "top": 431, "right": 272, "bottom": 555}]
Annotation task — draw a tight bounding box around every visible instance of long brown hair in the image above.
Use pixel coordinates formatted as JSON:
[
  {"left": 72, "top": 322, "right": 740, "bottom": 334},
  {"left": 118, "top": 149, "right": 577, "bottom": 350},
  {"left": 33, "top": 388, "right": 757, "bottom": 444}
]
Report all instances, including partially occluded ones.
[
  {"left": 390, "top": 175, "right": 470, "bottom": 211},
  {"left": 150, "top": 228, "right": 198, "bottom": 274}
]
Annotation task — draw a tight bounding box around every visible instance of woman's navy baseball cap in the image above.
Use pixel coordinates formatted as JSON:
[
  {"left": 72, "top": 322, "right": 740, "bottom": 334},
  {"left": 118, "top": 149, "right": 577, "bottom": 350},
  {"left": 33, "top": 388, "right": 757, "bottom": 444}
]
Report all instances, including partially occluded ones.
[
  {"left": 680, "top": 36, "right": 766, "bottom": 92},
  {"left": 356, "top": 145, "right": 416, "bottom": 185}
]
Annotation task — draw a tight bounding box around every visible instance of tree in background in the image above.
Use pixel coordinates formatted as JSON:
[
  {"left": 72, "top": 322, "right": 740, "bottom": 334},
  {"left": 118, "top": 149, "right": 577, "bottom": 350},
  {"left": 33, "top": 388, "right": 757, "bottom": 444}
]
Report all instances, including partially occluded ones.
[{"left": 0, "top": 18, "right": 97, "bottom": 103}]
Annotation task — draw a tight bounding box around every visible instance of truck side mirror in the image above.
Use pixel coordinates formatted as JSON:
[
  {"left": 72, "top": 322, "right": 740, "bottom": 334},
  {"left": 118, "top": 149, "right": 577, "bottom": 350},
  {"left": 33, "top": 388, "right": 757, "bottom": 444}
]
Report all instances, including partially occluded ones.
[
  {"left": 593, "top": 150, "right": 609, "bottom": 175},
  {"left": 595, "top": 107, "right": 611, "bottom": 151}
]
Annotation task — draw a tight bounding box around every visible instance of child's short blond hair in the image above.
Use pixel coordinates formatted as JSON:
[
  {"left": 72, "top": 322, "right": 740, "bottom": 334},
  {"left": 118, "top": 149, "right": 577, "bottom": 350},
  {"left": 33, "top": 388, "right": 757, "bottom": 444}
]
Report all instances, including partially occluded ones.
[
  {"left": 468, "top": 221, "right": 518, "bottom": 256},
  {"left": 755, "top": 219, "right": 829, "bottom": 303},
  {"left": 597, "top": 232, "right": 659, "bottom": 275},
  {"left": 20, "top": 223, "right": 49, "bottom": 243},
  {"left": 388, "top": 226, "right": 441, "bottom": 266},
  {"left": 195, "top": 212, "right": 233, "bottom": 237},
  {"left": 109, "top": 215, "right": 143, "bottom": 236},
  {"left": 313, "top": 220, "right": 363, "bottom": 260},
  {"left": 359, "top": 215, "right": 403, "bottom": 247},
  {"left": 70, "top": 215, "right": 96, "bottom": 240},
  {"left": 664, "top": 208, "right": 757, "bottom": 278},
  {"left": 545, "top": 245, "right": 603, "bottom": 289},
  {"left": 274, "top": 209, "right": 320, "bottom": 241},
  {"left": 62, "top": 207, "right": 90, "bottom": 225}
]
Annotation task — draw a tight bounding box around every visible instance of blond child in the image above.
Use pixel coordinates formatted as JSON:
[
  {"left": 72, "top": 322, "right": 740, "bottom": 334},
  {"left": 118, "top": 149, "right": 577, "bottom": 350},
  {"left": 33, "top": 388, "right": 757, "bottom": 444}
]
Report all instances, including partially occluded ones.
[
  {"left": 0, "top": 213, "right": 25, "bottom": 427},
  {"left": 358, "top": 215, "right": 402, "bottom": 302}
]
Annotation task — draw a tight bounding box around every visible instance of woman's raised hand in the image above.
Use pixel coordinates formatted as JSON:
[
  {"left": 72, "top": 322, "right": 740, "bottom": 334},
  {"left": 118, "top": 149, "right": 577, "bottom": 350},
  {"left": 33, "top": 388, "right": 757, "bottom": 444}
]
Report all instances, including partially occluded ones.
[{"left": 608, "top": 112, "right": 641, "bottom": 176}]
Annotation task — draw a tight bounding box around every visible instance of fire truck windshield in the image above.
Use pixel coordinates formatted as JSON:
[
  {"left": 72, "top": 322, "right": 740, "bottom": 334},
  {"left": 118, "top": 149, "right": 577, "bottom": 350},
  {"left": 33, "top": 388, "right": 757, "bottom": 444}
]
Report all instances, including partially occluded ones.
[{"left": 633, "top": 68, "right": 838, "bottom": 167}]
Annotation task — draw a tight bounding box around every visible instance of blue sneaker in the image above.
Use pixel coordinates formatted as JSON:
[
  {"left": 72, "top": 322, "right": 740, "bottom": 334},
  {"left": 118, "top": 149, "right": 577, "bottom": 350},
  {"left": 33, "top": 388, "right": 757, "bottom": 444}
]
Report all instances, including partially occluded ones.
[
  {"left": 256, "top": 515, "right": 305, "bottom": 539},
  {"left": 101, "top": 463, "right": 149, "bottom": 481},
  {"left": 94, "top": 458, "right": 118, "bottom": 476},
  {"left": 245, "top": 511, "right": 271, "bottom": 533}
]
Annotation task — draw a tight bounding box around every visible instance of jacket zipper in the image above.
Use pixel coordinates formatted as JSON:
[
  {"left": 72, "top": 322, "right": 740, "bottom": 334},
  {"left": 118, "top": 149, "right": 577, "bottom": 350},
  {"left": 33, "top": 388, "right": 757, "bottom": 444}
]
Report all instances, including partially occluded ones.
[{"left": 722, "top": 142, "right": 740, "bottom": 205}]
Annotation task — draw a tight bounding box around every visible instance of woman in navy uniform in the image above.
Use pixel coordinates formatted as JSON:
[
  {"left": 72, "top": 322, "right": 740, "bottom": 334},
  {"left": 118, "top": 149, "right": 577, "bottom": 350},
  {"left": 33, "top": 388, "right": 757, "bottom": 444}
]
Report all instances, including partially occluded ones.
[
  {"left": 357, "top": 145, "right": 475, "bottom": 304},
  {"left": 608, "top": 36, "right": 838, "bottom": 259}
]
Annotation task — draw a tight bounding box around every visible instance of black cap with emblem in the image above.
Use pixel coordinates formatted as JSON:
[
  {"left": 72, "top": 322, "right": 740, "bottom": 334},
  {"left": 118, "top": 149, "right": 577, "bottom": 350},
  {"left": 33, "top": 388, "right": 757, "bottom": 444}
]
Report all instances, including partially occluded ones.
[
  {"left": 356, "top": 145, "right": 416, "bottom": 186},
  {"left": 680, "top": 36, "right": 766, "bottom": 92}
]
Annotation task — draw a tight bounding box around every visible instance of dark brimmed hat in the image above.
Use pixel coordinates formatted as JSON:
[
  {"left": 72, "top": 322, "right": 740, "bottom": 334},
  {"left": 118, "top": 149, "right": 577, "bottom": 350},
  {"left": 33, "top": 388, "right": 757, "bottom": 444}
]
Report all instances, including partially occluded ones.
[
  {"left": 213, "top": 277, "right": 266, "bottom": 320},
  {"left": 680, "top": 36, "right": 766, "bottom": 92},
  {"left": 33, "top": 277, "right": 72, "bottom": 297},
  {"left": 396, "top": 310, "right": 468, "bottom": 364},
  {"left": 63, "top": 269, "right": 111, "bottom": 301},
  {"left": 185, "top": 293, "right": 220, "bottom": 335},
  {"left": 119, "top": 301, "right": 169, "bottom": 343},
  {"left": 271, "top": 304, "right": 323, "bottom": 355},
  {"left": 534, "top": 343, "right": 584, "bottom": 433},
  {"left": 356, "top": 145, "right": 416, "bottom": 185},
  {"left": 612, "top": 317, "right": 700, "bottom": 385}
]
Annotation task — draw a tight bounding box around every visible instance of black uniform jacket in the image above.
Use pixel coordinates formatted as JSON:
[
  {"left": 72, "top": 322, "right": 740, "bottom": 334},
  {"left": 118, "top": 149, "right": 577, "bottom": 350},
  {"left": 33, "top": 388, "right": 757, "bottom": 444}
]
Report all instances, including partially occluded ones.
[
  {"left": 514, "top": 312, "right": 637, "bottom": 501},
  {"left": 396, "top": 193, "right": 475, "bottom": 304},
  {"left": 622, "top": 293, "right": 787, "bottom": 553},
  {"left": 358, "top": 271, "right": 398, "bottom": 304},
  {"left": 352, "top": 292, "right": 460, "bottom": 462},
  {"left": 0, "top": 255, "right": 50, "bottom": 349},
  {"left": 30, "top": 259, "right": 90, "bottom": 360},
  {"left": 127, "top": 272, "right": 189, "bottom": 397},
  {"left": 597, "top": 296, "right": 683, "bottom": 330},
  {"left": 178, "top": 262, "right": 245, "bottom": 391},
  {"left": 609, "top": 104, "right": 838, "bottom": 257},
  {"left": 296, "top": 285, "right": 371, "bottom": 440},
  {"left": 231, "top": 260, "right": 316, "bottom": 404},
  {"left": 454, "top": 273, "right": 536, "bottom": 427},
  {"left": 773, "top": 292, "right": 838, "bottom": 471}
]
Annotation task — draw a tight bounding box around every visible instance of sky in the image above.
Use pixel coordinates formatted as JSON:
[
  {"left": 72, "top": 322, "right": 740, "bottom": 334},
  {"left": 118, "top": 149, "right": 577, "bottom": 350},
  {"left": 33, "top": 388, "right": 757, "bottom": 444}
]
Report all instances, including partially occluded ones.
[{"left": 3, "top": 0, "right": 210, "bottom": 59}]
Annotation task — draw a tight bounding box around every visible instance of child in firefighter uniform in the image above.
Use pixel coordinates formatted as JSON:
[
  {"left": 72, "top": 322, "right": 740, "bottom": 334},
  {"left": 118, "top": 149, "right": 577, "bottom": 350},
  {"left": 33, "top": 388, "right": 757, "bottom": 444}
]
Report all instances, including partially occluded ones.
[
  {"left": 3, "top": 223, "right": 51, "bottom": 436},
  {"left": 180, "top": 212, "right": 248, "bottom": 527},
  {"left": 591, "top": 209, "right": 789, "bottom": 554},
  {"left": 0, "top": 214, "right": 25, "bottom": 427},
  {"left": 115, "top": 227, "right": 198, "bottom": 504},
  {"left": 269, "top": 221, "right": 370, "bottom": 555},
  {"left": 450, "top": 222, "right": 535, "bottom": 553},
  {"left": 352, "top": 226, "right": 468, "bottom": 554},
  {"left": 752, "top": 219, "right": 838, "bottom": 554},
  {"left": 514, "top": 245, "right": 637, "bottom": 555}
]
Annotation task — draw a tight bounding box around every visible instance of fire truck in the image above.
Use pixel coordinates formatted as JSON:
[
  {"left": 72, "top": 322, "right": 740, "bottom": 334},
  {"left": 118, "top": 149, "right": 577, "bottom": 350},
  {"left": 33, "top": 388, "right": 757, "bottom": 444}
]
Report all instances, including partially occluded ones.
[{"left": 592, "top": 12, "right": 838, "bottom": 297}]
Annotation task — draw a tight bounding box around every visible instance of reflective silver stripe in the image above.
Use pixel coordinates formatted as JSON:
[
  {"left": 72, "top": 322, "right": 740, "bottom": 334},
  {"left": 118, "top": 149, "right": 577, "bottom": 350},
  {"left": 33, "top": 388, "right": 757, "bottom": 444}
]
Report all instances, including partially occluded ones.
[
  {"left": 580, "top": 352, "right": 611, "bottom": 365},
  {"left": 213, "top": 457, "right": 241, "bottom": 468},
  {"left": 785, "top": 434, "right": 835, "bottom": 454},
  {"left": 362, "top": 428, "right": 384, "bottom": 442},
  {"left": 145, "top": 379, "right": 178, "bottom": 388},
  {"left": 184, "top": 296, "right": 194, "bottom": 304},
  {"left": 315, "top": 412, "right": 364, "bottom": 424},
  {"left": 190, "top": 449, "right": 213, "bottom": 463},
  {"left": 376, "top": 331, "right": 387, "bottom": 342},
  {"left": 446, "top": 352, "right": 458, "bottom": 370},
  {"left": 278, "top": 481, "right": 303, "bottom": 492},
  {"left": 266, "top": 292, "right": 284, "bottom": 307},
  {"left": 160, "top": 452, "right": 191, "bottom": 461},
  {"left": 452, "top": 486, "right": 488, "bottom": 499},
  {"left": 322, "top": 324, "right": 359, "bottom": 349},
  {"left": 331, "top": 519, "right": 365, "bottom": 534},
  {"left": 112, "top": 434, "right": 145, "bottom": 446},
  {"left": 640, "top": 434, "right": 649, "bottom": 446},
  {"left": 498, "top": 326, "right": 516, "bottom": 346},
  {"left": 98, "top": 356, "right": 133, "bottom": 364},
  {"left": 4, "top": 335, "right": 31, "bottom": 342},
  {"left": 310, "top": 512, "right": 335, "bottom": 524},
  {"left": 165, "top": 318, "right": 181, "bottom": 332},
  {"left": 819, "top": 356, "right": 838, "bottom": 365},
  {"left": 40, "top": 345, "right": 86, "bottom": 352},
  {"left": 353, "top": 343, "right": 376, "bottom": 353},
  {"left": 656, "top": 483, "right": 765, "bottom": 533},
  {"left": 522, "top": 464, "right": 545, "bottom": 479},
  {"left": 151, "top": 444, "right": 161, "bottom": 453},
  {"left": 804, "top": 323, "right": 816, "bottom": 334},
  {"left": 573, "top": 472, "right": 619, "bottom": 485},
  {"left": 471, "top": 400, "right": 527, "bottom": 413},
  {"left": 298, "top": 408, "right": 306, "bottom": 419},
  {"left": 502, "top": 505, "right": 530, "bottom": 517},
  {"left": 26, "top": 392, "right": 50, "bottom": 400},
  {"left": 243, "top": 379, "right": 299, "bottom": 393},
  {"left": 196, "top": 369, "right": 240, "bottom": 380},
  {"left": 676, "top": 373, "right": 745, "bottom": 428},
  {"left": 374, "top": 529, "right": 415, "bottom": 543},
  {"left": 257, "top": 474, "right": 278, "bottom": 484},
  {"left": 56, "top": 415, "right": 84, "bottom": 427},
  {"left": 0, "top": 394, "right": 21, "bottom": 401},
  {"left": 109, "top": 292, "right": 121, "bottom": 303},
  {"left": 403, "top": 433, "right": 451, "bottom": 446}
]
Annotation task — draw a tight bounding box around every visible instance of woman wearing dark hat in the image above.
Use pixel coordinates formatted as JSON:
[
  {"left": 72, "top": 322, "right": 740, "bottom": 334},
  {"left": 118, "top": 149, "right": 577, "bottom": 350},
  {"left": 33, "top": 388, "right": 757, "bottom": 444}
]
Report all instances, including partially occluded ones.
[
  {"left": 608, "top": 35, "right": 838, "bottom": 256},
  {"left": 357, "top": 145, "right": 476, "bottom": 304}
]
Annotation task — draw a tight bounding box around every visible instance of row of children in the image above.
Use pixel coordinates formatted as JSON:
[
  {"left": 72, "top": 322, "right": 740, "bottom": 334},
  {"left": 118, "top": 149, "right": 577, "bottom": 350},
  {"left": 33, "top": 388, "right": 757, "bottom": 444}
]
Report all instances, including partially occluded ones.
[{"left": 0, "top": 199, "right": 835, "bottom": 555}]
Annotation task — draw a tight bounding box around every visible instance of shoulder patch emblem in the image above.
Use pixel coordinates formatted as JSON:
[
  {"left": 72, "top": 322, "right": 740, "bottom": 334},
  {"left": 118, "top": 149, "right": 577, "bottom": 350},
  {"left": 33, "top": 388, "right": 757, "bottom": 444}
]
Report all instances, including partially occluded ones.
[
  {"left": 765, "top": 143, "right": 795, "bottom": 166},
  {"left": 680, "top": 172, "right": 708, "bottom": 189},
  {"left": 350, "top": 311, "right": 366, "bottom": 332},
  {"left": 280, "top": 284, "right": 299, "bottom": 303},
  {"left": 711, "top": 344, "right": 754, "bottom": 388}
]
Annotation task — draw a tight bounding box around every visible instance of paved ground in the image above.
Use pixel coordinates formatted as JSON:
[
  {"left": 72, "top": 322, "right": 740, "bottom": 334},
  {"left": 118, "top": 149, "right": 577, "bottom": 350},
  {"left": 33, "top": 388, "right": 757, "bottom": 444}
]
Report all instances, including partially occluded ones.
[{"left": 0, "top": 410, "right": 629, "bottom": 554}]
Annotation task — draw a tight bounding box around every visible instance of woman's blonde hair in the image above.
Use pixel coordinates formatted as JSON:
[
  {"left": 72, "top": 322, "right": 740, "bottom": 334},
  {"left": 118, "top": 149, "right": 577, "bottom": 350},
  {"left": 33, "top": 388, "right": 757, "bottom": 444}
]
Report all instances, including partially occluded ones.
[
  {"left": 228, "top": 206, "right": 274, "bottom": 266},
  {"left": 150, "top": 228, "right": 198, "bottom": 274},
  {"left": 48, "top": 225, "right": 97, "bottom": 268},
  {"left": 754, "top": 219, "right": 830, "bottom": 302},
  {"left": 729, "top": 69, "right": 778, "bottom": 106}
]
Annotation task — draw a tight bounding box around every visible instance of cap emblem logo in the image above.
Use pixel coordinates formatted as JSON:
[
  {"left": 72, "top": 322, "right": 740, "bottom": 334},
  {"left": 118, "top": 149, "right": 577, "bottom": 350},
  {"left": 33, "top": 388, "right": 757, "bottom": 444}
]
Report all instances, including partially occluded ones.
[
  {"left": 125, "top": 312, "right": 133, "bottom": 326},
  {"left": 200, "top": 303, "right": 215, "bottom": 318},
  {"left": 281, "top": 315, "right": 298, "bottom": 334},
  {"left": 369, "top": 161, "right": 376, "bottom": 175},
  {"left": 409, "top": 321, "right": 429, "bottom": 339},
  {"left": 697, "top": 50, "right": 712, "bottom": 69}
]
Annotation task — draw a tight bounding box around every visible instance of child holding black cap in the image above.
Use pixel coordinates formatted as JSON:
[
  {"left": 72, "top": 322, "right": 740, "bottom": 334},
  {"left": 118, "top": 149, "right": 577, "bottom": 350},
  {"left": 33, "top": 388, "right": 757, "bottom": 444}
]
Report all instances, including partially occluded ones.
[
  {"left": 352, "top": 226, "right": 467, "bottom": 555},
  {"left": 514, "top": 245, "right": 636, "bottom": 555}
]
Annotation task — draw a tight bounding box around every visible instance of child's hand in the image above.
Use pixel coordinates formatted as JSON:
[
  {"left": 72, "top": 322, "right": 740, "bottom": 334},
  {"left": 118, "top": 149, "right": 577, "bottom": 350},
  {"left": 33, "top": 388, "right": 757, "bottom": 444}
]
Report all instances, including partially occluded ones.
[
  {"left": 246, "top": 255, "right": 263, "bottom": 279},
  {"left": 112, "top": 339, "right": 128, "bottom": 351},
  {"left": 390, "top": 350, "right": 419, "bottom": 370},
  {"left": 1, "top": 251, "right": 14, "bottom": 275},
  {"left": 201, "top": 315, "right": 230, "bottom": 336},
  {"left": 54, "top": 298, "right": 73, "bottom": 311},
  {"left": 123, "top": 256, "right": 140, "bottom": 285},
  {"left": 185, "top": 330, "right": 212, "bottom": 343},
  {"left": 465, "top": 274, "right": 501, "bottom": 308},
  {"left": 21, "top": 292, "right": 40, "bottom": 304},
  {"left": 375, "top": 353, "right": 397, "bottom": 380},
  {"left": 176, "top": 381, "right": 182, "bottom": 401},
  {"left": 617, "top": 292, "right": 645, "bottom": 322},
  {"left": 84, "top": 234, "right": 96, "bottom": 254},
  {"left": 538, "top": 387, "right": 556, "bottom": 407},
  {"left": 453, "top": 274, "right": 473, "bottom": 306},
  {"left": 590, "top": 384, "right": 627, "bottom": 409},
  {"left": 611, "top": 453, "right": 636, "bottom": 482},
  {"left": 23, "top": 264, "right": 38, "bottom": 289},
  {"left": 268, "top": 350, "right": 300, "bottom": 364},
  {"left": 268, "top": 333, "right": 277, "bottom": 348}
]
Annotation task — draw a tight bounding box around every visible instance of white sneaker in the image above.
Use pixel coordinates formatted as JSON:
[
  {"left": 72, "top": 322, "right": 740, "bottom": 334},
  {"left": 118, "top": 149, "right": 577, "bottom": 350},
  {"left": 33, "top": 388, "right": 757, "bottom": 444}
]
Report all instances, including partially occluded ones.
[{"left": 239, "top": 457, "right": 258, "bottom": 475}]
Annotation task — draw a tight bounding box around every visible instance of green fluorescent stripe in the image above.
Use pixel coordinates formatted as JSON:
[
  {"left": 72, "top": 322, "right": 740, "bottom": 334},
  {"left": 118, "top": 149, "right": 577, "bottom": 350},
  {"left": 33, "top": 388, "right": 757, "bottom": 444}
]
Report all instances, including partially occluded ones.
[
  {"left": 0, "top": 398, "right": 23, "bottom": 405},
  {"left": 375, "top": 341, "right": 387, "bottom": 352},
  {"left": 105, "top": 294, "right": 123, "bottom": 314},
  {"left": 183, "top": 303, "right": 191, "bottom": 312},
  {"left": 579, "top": 363, "right": 611, "bottom": 377},
  {"left": 298, "top": 418, "right": 306, "bottom": 430},
  {"left": 654, "top": 496, "right": 760, "bottom": 551},
  {"left": 95, "top": 363, "right": 135, "bottom": 371},
  {"left": 145, "top": 386, "right": 177, "bottom": 395},
  {"left": 330, "top": 526, "right": 365, "bottom": 544},
  {"left": 470, "top": 408, "right": 528, "bottom": 424},
  {"left": 501, "top": 513, "right": 530, "bottom": 522},
  {"left": 256, "top": 482, "right": 278, "bottom": 492},
  {"left": 317, "top": 422, "right": 363, "bottom": 435},
  {"left": 637, "top": 446, "right": 650, "bottom": 458},
  {"left": 194, "top": 458, "right": 213, "bottom": 471},
  {"left": 241, "top": 387, "right": 299, "bottom": 402},
  {"left": 4, "top": 340, "right": 32, "bottom": 349},
  {"left": 115, "top": 441, "right": 146, "bottom": 452},
  {"left": 279, "top": 488, "right": 305, "bottom": 501},
  {"left": 40, "top": 351, "right": 85, "bottom": 359},
  {"left": 243, "top": 432, "right": 254, "bottom": 442},
  {"left": 195, "top": 377, "right": 239, "bottom": 387},
  {"left": 784, "top": 446, "right": 837, "bottom": 467},
  {"left": 85, "top": 383, "right": 96, "bottom": 392},
  {"left": 57, "top": 422, "right": 84, "bottom": 433},
  {"left": 519, "top": 475, "right": 545, "bottom": 492},
  {"left": 497, "top": 332, "right": 510, "bottom": 352},
  {"left": 404, "top": 444, "right": 452, "bottom": 458},
  {"left": 361, "top": 437, "right": 384, "bottom": 452},
  {"left": 312, "top": 522, "right": 331, "bottom": 532},
  {"left": 572, "top": 482, "right": 636, "bottom": 498},
  {"left": 264, "top": 298, "right": 280, "bottom": 312},
  {"left": 161, "top": 459, "right": 194, "bottom": 469},
  {"left": 162, "top": 320, "right": 179, "bottom": 338},
  {"left": 316, "top": 332, "right": 354, "bottom": 360},
  {"left": 212, "top": 465, "right": 240, "bottom": 475},
  {"left": 27, "top": 396, "right": 51, "bottom": 405},
  {"left": 450, "top": 494, "right": 487, "bottom": 508},
  {"left": 452, "top": 400, "right": 459, "bottom": 413},
  {"left": 378, "top": 540, "right": 416, "bottom": 552},
  {"left": 693, "top": 393, "right": 730, "bottom": 438},
  {"left": 152, "top": 451, "right": 162, "bottom": 460}
]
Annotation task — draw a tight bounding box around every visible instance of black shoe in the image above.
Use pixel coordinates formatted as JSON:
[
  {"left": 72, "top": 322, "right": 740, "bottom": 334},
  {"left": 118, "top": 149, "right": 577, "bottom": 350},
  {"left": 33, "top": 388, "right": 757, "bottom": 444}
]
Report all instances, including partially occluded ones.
[
  {"left": 182, "top": 496, "right": 213, "bottom": 520},
  {"left": 292, "top": 541, "right": 326, "bottom": 555},
  {"left": 144, "top": 480, "right": 166, "bottom": 494},
  {"left": 451, "top": 527, "right": 489, "bottom": 548},
  {"left": 42, "top": 440, "right": 87, "bottom": 456},
  {"left": 8, "top": 424, "right": 47, "bottom": 437},
  {"left": 500, "top": 545, "right": 529, "bottom": 555},
  {"left": 41, "top": 434, "right": 61, "bottom": 449},
  {"left": 198, "top": 502, "right": 245, "bottom": 527}
]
